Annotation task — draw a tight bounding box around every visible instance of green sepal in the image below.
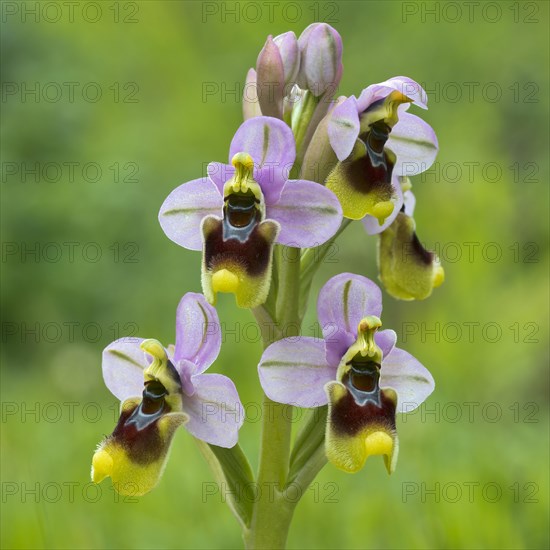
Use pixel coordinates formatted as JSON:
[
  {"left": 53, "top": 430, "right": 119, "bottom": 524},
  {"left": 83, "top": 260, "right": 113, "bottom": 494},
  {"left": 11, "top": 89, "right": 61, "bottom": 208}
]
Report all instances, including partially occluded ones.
[{"left": 195, "top": 440, "right": 255, "bottom": 529}]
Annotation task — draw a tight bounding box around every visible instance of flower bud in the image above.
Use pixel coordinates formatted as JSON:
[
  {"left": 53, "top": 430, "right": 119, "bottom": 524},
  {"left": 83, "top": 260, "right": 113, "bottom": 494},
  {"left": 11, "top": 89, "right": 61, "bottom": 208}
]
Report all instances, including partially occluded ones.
[
  {"left": 296, "top": 23, "right": 343, "bottom": 97},
  {"left": 273, "top": 31, "right": 300, "bottom": 87},
  {"left": 256, "top": 35, "right": 285, "bottom": 118}
]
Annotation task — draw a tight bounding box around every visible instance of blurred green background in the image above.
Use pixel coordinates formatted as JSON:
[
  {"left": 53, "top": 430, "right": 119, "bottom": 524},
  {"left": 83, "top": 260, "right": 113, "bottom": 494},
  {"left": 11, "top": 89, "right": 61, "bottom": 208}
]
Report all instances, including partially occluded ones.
[{"left": 1, "top": 1, "right": 548, "bottom": 548}]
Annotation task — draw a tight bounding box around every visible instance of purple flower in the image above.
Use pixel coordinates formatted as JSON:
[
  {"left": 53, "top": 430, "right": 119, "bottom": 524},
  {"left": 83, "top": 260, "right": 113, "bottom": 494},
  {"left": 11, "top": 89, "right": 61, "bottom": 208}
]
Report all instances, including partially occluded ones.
[
  {"left": 378, "top": 179, "right": 444, "bottom": 300},
  {"left": 91, "top": 293, "right": 244, "bottom": 495},
  {"left": 326, "top": 77, "right": 438, "bottom": 234},
  {"left": 258, "top": 273, "right": 434, "bottom": 473},
  {"left": 159, "top": 116, "right": 343, "bottom": 309}
]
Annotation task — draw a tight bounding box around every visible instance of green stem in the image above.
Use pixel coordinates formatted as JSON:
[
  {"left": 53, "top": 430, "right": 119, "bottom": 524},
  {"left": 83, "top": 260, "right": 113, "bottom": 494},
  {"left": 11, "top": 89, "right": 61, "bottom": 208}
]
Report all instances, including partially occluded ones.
[
  {"left": 242, "top": 395, "right": 295, "bottom": 549},
  {"left": 244, "top": 247, "right": 301, "bottom": 549},
  {"left": 276, "top": 246, "right": 300, "bottom": 333}
]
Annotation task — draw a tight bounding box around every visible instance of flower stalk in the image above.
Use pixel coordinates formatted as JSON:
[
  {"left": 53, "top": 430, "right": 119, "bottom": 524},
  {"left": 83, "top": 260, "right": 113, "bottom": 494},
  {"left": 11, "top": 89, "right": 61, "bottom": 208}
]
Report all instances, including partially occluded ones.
[{"left": 245, "top": 246, "right": 302, "bottom": 549}]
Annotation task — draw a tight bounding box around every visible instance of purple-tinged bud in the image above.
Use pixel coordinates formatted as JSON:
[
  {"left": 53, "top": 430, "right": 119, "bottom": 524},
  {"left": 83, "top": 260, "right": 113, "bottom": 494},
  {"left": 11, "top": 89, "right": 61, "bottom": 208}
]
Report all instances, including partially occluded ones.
[
  {"left": 256, "top": 35, "right": 285, "bottom": 119},
  {"left": 242, "top": 68, "right": 262, "bottom": 120},
  {"left": 297, "top": 23, "right": 343, "bottom": 98},
  {"left": 273, "top": 31, "right": 300, "bottom": 88}
]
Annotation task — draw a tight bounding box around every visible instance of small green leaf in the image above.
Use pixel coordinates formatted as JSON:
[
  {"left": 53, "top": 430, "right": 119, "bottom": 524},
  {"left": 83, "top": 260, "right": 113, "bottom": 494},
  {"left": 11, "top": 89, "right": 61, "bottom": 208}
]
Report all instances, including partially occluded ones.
[
  {"left": 288, "top": 406, "right": 328, "bottom": 483},
  {"left": 195, "top": 441, "right": 255, "bottom": 528}
]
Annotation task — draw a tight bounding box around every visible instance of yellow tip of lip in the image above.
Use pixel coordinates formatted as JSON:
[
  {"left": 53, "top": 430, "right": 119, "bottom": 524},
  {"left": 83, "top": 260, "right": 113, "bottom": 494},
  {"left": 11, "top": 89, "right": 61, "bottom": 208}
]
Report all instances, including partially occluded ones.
[
  {"left": 365, "top": 431, "right": 393, "bottom": 458},
  {"left": 212, "top": 269, "right": 239, "bottom": 294},
  {"left": 372, "top": 201, "right": 394, "bottom": 225},
  {"left": 91, "top": 448, "right": 113, "bottom": 483}
]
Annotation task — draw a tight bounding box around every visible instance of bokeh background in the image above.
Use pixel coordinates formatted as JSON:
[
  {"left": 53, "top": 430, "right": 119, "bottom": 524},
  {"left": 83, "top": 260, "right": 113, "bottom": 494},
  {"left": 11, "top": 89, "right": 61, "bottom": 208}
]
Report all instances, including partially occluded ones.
[{"left": 1, "top": 1, "right": 548, "bottom": 548}]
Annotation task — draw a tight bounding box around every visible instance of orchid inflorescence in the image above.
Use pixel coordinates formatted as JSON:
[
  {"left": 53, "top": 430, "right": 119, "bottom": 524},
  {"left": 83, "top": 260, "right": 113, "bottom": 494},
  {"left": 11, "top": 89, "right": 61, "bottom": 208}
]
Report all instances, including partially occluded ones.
[{"left": 91, "top": 22, "right": 442, "bottom": 548}]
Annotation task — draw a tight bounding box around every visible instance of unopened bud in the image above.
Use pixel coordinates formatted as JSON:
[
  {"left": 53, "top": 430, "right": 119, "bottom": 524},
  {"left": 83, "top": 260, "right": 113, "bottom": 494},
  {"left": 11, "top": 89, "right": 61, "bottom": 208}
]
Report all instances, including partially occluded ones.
[
  {"left": 256, "top": 36, "right": 285, "bottom": 118},
  {"left": 296, "top": 23, "right": 343, "bottom": 97},
  {"left": 273, "top": 31, "right": 300, "bottom": 88}
]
